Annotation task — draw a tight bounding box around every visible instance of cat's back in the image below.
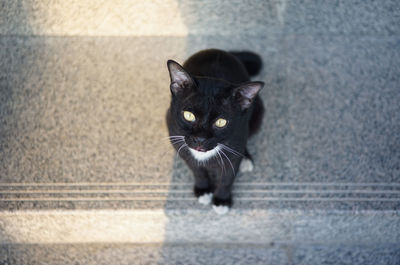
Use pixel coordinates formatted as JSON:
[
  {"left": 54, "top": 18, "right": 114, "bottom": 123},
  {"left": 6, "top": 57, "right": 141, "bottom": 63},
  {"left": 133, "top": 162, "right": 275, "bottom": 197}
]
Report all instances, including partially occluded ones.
[{"left": 183, "top": 49, "right": 250, "bottom": 84}]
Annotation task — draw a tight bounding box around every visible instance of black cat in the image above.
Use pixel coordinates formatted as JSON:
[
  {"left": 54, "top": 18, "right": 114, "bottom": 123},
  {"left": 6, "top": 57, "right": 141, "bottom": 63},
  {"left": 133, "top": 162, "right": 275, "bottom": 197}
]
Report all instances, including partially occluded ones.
[{"left": 166, "top": 49, "right": 264, "bottom": 214}]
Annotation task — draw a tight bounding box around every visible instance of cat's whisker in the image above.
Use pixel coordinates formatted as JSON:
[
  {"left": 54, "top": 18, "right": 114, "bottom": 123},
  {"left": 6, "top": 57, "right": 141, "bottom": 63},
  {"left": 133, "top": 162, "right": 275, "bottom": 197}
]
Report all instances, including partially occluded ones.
[
  {"left": 157, "top": 139, "right": 186, "bottom": 159},
  {"left": 164, "top": 135, "right": 184, "bottom": 138},
  {"left": 176, "top": 143, "right": 188, "bottom": 158},
  {"left": 170, "top": 139, "right": 185, "bottom": 145},
  {"left": 219, "top": 149, "right": 236, "bottom": 177},
  {"left": 162, "top": 135, "right": 184, "bottom": 141},
  {"left": 216, "top": 148, "right": 226, "bottom": 176},
  {"left": 163, "top": 136, "right": 184, "bottom": 142},
  {"left": 220, "top": 144, "right": 243, "bottom": 157},
  {"left": 158, "top": 141, "right": 180, "bottom": 151},
  {"left": 160, "top": 136, "right": 185, "bottom": 147},
  {"left": 158, "top": 144, "right": 179, "bottom": 157},
  {"left": 168, "top": 136, "right": 184, "bottom": 139}
]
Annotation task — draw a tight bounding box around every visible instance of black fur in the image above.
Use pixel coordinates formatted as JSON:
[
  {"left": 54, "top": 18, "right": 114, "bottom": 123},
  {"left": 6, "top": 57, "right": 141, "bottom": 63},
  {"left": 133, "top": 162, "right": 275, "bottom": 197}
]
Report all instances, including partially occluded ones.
[
  {"left": 229, "top": 51, "right": 263, "bottom": 76},
  {"left": 166, "top": 49, "right": 264, "bottom": 208}
]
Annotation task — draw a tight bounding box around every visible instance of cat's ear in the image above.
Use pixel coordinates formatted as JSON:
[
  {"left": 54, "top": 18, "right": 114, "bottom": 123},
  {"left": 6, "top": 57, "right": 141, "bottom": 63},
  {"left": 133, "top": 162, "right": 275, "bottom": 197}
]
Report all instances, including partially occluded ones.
[
  {"left": 233, "top": 81, "right": 264, "bottom": 110},
  {"left": 167, "top": 60, "right": 194, "bottom": 95}
]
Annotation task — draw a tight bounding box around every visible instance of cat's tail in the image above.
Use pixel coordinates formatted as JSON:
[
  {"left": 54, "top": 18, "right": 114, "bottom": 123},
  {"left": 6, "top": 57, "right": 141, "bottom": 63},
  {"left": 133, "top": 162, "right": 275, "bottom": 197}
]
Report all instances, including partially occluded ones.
[{"left": 230, "top": 51, "right": 263, "bottom": 77}]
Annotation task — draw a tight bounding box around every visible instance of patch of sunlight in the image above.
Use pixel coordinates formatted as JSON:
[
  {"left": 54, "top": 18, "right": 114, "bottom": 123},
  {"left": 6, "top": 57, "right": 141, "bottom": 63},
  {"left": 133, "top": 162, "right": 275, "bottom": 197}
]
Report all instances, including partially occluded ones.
[
  {"left": 0, "top": 210, "right": 168, "bottom": 243},
  {"left": 26, "top": 0, "right": 188, "bottom": 36}
]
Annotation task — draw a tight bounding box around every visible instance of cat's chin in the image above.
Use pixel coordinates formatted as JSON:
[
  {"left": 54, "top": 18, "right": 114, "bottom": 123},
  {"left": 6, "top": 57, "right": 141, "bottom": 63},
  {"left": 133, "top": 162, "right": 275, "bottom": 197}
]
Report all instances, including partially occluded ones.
[{"left": 189, "top": 145, "right": 219, "bottom": 162}]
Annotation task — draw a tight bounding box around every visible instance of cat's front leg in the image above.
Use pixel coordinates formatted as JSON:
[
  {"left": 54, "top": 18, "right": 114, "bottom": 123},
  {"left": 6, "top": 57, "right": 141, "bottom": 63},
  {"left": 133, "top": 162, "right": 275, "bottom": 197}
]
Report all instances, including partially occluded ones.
[
  {"left": 189, "top": 165, "right": 214, "bottom": 205},
  {"left": 212, "top": 159, "right": 239, "bottom": 214},
  {"left": 212, "top": 184, "right": 232, "bottom": 215}
]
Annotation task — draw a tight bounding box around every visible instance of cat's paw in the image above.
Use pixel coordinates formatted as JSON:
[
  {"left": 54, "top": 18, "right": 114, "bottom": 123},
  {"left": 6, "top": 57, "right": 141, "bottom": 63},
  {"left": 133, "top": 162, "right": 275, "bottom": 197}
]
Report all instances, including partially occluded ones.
[
  {"left": 194, "top": 186, "right": 214, "bottom": 206},
  {"left": 239, "top": 158, "right": 254, "bottom": 173},
  {"left": 198, "top": 193, "right": 212, "bottom": 205},
  {"left": 212, "top": 196, "right": 232, "bottom": 215},
  {"left": 212, "top": 205, "right": 229, "bottom": 215}
]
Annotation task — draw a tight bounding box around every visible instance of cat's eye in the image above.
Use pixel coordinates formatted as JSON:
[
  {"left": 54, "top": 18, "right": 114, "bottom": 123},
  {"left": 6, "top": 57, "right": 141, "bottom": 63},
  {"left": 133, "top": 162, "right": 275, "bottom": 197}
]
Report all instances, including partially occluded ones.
[
  {"left": 215, "top": 118, "right": 227, "bottom": 128},
  {"left": 183, "top": 111, "right": 196, "bottom": 122}
]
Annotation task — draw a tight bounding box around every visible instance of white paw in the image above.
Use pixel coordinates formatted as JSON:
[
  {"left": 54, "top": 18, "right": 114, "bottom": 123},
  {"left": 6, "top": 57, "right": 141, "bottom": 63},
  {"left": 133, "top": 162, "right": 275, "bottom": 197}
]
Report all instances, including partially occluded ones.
[
  {"left": 198, "top": 193, "right": 212, "bottom": 205},
  {"left": 239, "top": 158, "right": 254, "bottom": 173},
  {"left": 212, "top": 205, "right": 230, "bottom": 215}
]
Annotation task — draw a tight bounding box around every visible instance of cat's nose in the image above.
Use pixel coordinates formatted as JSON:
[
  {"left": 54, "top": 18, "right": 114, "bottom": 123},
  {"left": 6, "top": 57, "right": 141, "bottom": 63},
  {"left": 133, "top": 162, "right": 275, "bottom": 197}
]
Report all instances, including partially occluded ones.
[
  {"left": 192, "top": 137, "right": 207, "bottom": 151},
  {"left": 193, "top": 137, "right": 206, "bottom": 145}
]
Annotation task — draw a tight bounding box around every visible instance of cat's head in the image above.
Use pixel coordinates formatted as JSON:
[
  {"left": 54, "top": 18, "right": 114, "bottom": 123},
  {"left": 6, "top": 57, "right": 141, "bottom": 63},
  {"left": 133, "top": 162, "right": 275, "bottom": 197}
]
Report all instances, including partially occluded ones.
[{"left": 167, "top": 60, "right": 263, "bottom": 154}]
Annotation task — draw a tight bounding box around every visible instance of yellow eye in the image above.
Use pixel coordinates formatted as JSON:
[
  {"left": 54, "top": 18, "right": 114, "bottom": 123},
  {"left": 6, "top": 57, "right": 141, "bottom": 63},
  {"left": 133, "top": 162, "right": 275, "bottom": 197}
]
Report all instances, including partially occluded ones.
[
  {"left": 215, "top": 118, "right": 227, "bottom": 128},
  {"left": 183, "top": 111, "right": 195, "bottom": 122}
]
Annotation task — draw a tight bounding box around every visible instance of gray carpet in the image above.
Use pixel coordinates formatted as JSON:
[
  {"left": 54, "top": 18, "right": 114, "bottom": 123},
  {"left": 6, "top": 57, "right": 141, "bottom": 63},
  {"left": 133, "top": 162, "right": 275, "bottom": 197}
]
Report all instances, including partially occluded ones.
[{"left": 1, "top": 0, "right": 400, "bottom": 264}]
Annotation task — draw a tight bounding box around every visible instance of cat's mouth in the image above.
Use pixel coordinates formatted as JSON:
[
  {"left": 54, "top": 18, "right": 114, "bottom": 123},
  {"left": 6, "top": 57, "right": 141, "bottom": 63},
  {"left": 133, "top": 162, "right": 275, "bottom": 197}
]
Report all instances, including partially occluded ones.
[
  {"left": 193, "top": 146, "right": 207, "bottom": 152},
  {"left": 188, "top": 145, "right": 220, "bottom": 162}
]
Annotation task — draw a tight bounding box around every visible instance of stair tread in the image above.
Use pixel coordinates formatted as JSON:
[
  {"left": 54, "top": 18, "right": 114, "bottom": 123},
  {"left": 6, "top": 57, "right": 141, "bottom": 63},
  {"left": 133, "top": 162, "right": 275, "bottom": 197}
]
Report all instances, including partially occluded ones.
[
  {"left": 2, "top": 243, "right": 399, "bottom": 265},
  {"left": 1, "top": 35, "right": 399, "bottom": 211}
]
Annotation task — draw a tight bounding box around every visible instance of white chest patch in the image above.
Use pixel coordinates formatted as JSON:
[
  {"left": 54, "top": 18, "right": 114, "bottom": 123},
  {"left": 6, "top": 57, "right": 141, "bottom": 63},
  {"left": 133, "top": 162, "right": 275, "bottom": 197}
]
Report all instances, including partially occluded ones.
[{"left": 189, "top": 145, "right": 220, "bottom": 162}]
